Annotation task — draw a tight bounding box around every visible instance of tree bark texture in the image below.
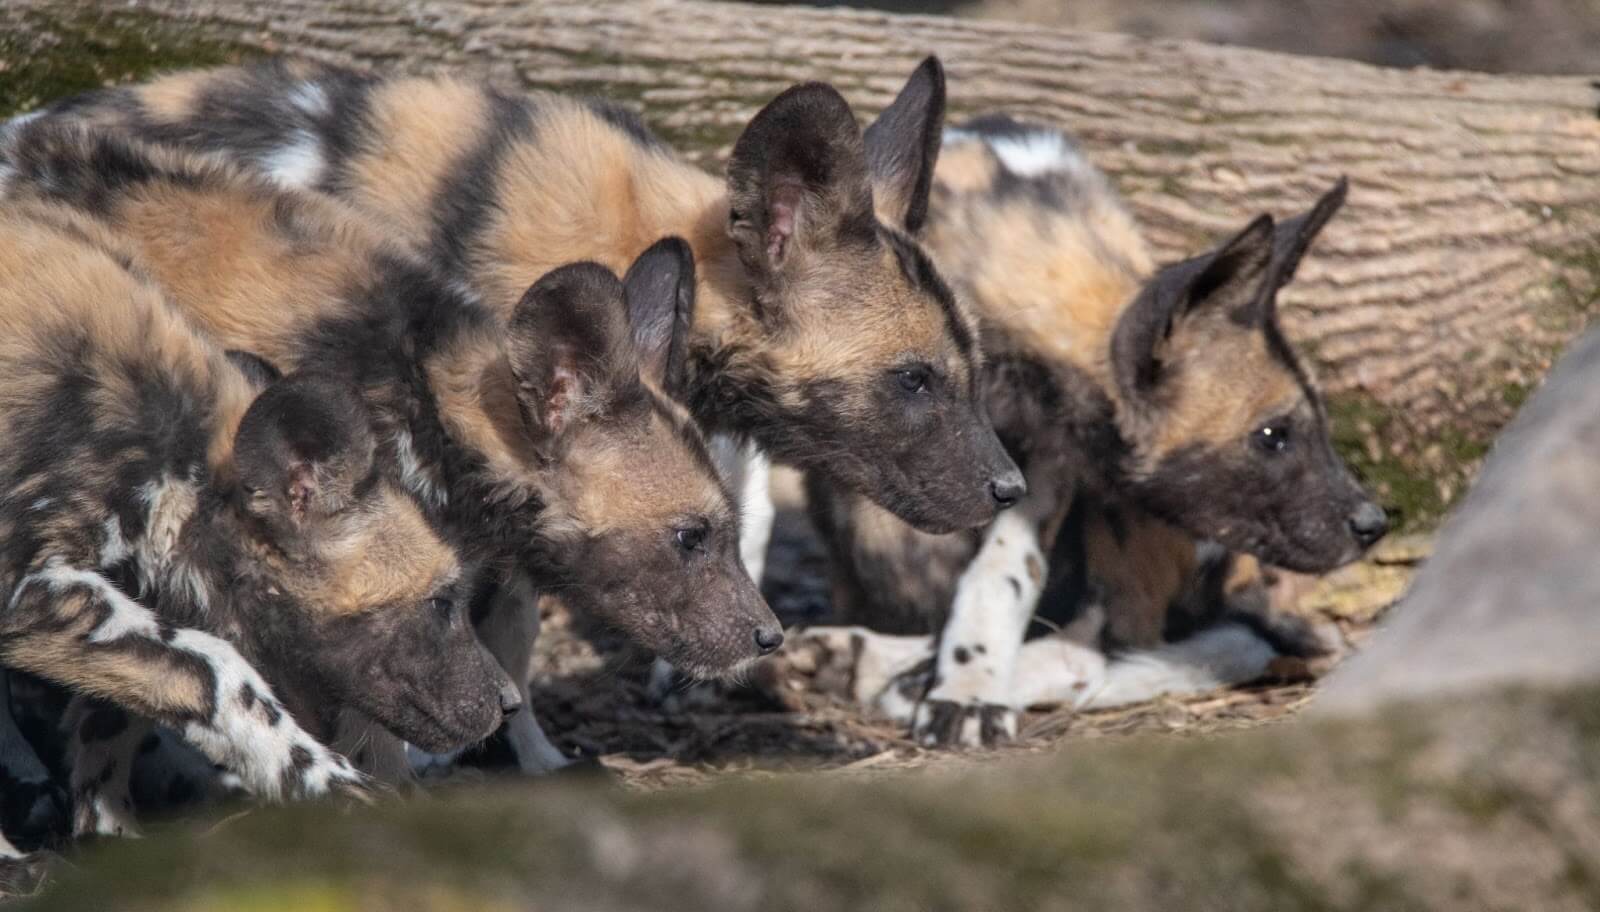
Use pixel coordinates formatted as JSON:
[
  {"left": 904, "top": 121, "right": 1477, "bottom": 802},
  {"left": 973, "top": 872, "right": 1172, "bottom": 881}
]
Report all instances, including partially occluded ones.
[{"left": 10, "top": 0, "right": 1600, "bottom": 516}]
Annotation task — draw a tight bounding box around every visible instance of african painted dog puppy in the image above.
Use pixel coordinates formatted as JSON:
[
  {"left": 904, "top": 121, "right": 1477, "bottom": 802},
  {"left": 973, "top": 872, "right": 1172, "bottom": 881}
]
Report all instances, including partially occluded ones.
[
  {"left": 26, "top": 54, "right": 1022, "bottom": 557},
  {"left": 807, "top": 118, "right": 1387, "bottom": 745},
  {"left": 0, "top": 201, "right": 513, "bottom": 841},
  {"left": 0, "top": 121, "right": 777, "bottom": 779},
  {"left": 25, "top": 56, "right": 1023, "bottom": 764}
]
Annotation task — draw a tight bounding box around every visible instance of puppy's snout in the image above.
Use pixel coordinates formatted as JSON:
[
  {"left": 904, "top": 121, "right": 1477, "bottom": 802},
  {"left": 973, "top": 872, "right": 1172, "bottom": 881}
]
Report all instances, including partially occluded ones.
[
  {"left": 1348, "top": 501, "right": 1389, "bottom": 549},
  {"left": 499, "top": 680, "right": 524, "bottom": 718},
  {"left": 754, "top": 626, "right": 784, "bottom": 656},
  {"left": 988, "top": 470, "right": 1026, "bottom": 509}
]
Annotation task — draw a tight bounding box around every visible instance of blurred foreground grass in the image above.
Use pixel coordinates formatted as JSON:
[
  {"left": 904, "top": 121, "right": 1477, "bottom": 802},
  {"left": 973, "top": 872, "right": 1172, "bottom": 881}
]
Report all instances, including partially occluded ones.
[{"left": 21, "top": 684, "right": 1600, "bottom": 911}]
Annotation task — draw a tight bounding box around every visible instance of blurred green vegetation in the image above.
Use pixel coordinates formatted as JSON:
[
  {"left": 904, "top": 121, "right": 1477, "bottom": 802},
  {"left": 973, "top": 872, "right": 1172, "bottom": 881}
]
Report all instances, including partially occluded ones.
[
  {"left": 0, "top": 8, "right": 248, "bottom": 118},
  {"left": 17, "top": 685, "right": 1600, "bottom": 911}
]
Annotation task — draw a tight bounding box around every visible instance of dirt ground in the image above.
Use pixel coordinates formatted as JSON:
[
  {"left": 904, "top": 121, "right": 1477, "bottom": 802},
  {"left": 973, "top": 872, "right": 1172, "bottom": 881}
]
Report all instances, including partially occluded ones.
[{"left": 514, "top": 468, "right": 1427, "bottom": 791}]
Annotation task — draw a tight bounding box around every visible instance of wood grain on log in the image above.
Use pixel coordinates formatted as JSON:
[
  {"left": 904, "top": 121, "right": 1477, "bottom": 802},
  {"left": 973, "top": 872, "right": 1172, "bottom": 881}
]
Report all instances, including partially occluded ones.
[{"left": 11, "top": 0, "right": 1600, "bottom": 517}]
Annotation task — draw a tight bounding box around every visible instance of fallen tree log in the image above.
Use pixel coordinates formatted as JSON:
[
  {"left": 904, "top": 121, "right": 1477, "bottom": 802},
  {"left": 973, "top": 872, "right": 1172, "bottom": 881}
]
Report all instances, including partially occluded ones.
[{"left": 8, "top": 0, "right": 1600, "bottom": 523}]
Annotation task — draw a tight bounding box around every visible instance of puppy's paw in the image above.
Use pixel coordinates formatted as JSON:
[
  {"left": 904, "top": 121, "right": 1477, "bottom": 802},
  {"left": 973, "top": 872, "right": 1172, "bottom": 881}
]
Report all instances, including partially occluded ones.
[{"left": 910, "top": 699, "right": 1017, "bottom": 748}]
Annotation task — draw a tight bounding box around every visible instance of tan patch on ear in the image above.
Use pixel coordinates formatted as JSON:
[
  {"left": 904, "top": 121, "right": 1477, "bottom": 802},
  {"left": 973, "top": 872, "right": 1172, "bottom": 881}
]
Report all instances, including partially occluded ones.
[
  {"left": 1086, "top": 508, "right": 1195, "bottom": 650},
  {"left": 343, "top": 78, "right": 495, "bottom": 254},
  {"left": 425, "top": 329, "right": 547, "bottom": 496},
  {"left": 308, "top": 487, "right": 460, "bottom": 616},
  {"left": 1149, "top": 330, "right": 1302, "bottom": 458}
]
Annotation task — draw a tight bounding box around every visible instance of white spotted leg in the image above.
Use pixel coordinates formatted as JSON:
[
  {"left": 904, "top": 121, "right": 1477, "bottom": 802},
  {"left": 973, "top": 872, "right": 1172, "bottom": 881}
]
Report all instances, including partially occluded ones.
[
  {"left": 0, "top": 563, "right": 369, "bottom": 809},
  {"left": 911, "top": 478, "right": 1063, "bottom": 748}
]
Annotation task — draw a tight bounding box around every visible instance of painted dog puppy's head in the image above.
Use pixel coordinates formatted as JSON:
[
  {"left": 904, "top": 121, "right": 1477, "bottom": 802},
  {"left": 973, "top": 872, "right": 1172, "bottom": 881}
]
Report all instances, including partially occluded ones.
[
  {"left": 458, "top": 241, "right": 780, "bottom": 679},
  {"left": 223, "top": 368, "right": 515, "bottom": 753},
  {"left": 1112, "top": 180, "right": 1388, "bottom": 572},
  {"left": 717, "top": 58, "right": 1023, "bottom": 533}
]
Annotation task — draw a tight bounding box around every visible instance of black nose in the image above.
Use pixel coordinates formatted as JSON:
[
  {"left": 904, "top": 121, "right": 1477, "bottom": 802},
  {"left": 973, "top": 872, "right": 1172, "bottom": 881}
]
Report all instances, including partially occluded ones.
[
  {"left": 754, "top": 627, "right": 784, "bottom": 655},
  {"left": 499, "top": 681, "right": 524, "bottom": 718},
  {"left": 1348, "top": 502, "right": 1389, "bottom": 548},
  {"left": 989, "top": 472, "right": 1026, "bottom": 509}
]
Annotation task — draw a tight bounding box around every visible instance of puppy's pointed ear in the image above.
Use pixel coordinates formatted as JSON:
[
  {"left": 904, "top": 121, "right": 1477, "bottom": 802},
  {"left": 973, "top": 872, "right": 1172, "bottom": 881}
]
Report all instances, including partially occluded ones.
[
  {"left": 506, "top": 262, "right": 640, "bottom": 448},
  {"left": 726, "top": 81, "right": 876, "bottom": 307},
  {"left": 1235, "top": 177, "right": 1349, "bottom": 326},
  {"left": 863, "top": 55, "right": 946, "bottom": 233},
  {"left": 224, "top": 349, "right": 284, "bottom": 390},
  {"left": 1112, "top": 215, "right": 1275, "bottom": 401},
  {"left": 233, "top": 372, "right": 376, "bottom": 525},
  {"left": 622, "top": 237, "right": 696, "bottom": 398}
]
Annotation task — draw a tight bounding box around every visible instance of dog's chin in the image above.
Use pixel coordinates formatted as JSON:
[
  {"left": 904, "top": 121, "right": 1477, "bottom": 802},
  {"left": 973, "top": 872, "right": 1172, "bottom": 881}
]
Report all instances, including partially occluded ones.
[
  {"left": 669, "top": 653, "right": 763, "bottom": 684},
  {"left": 1252, "top": 535, "right": 1366, "bottom": 576},
  {"left": 381, "top": 705, "right": 499, "bottom": 756},
  {"left": 879, "top": 486, "right": 998, "bottom": 536}
]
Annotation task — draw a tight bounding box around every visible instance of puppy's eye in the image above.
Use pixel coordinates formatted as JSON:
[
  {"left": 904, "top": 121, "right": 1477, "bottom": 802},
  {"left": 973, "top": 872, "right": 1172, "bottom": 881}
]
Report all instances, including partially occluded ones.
[
  {"left": 429, "top": 597, "right": 456, "bottom": 621},
  {"left": 892, "top": 366, "right": 930, "bottom": 394},
  {"left": 1252, "top": 423, "right": 1291, "bottom": 454},
  {"left": 675, "top": 527, "right": 706, "bottom": 553}
]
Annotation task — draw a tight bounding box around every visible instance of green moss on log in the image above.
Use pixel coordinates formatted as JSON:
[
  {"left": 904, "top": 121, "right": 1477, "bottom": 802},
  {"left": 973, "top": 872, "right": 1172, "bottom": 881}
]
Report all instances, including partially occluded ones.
[{"left": 0, "top": 8, "right": 249, "bottom": 118}]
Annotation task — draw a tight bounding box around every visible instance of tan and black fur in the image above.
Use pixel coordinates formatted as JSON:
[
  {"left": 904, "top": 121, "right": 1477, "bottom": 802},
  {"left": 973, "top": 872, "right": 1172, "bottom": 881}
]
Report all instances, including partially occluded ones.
[
  {"left": 0, "top": 122, "right": 780, "bottom": 790},
  {"left": 0, "top": 120, "right": 777, "bottom": 675},
  {"left": 21, "top": 56, "right": 1023, "bottom": 535},
  {"left": 807, "top": 118, "right": 1385, "bottom": 741},
  {"left": 0, "top": 202, "right": 515, "bottom": 839}
]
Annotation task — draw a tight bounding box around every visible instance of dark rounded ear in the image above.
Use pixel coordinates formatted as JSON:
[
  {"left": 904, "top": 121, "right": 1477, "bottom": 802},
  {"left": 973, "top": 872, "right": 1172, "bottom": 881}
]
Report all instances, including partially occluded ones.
[
  {"left": 224, "top": 349, "right": 284, "bottom": 390},
  {"left": 726, "top": 81, "right": 876, "bottom": 301},
  {"left": 621, "top": 236, "right": 696, "bottom": 397},
  {"left": 1111, "top": 215, "right": 1275, "bottom": 401},
  {"left": 233, "top": 371, "right": 376, "bottom": 524},
  {"left": 863, "top": 55, "right": 946, "bottom": 234},
  {"left": 505, "top": 262, "right": 639, "bottom": 447}
]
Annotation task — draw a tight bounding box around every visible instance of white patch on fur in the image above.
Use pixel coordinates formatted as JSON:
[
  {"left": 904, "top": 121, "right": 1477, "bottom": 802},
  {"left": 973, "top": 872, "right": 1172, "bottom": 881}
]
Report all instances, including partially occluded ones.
[
  {"left": 0, "top": 828, "right": 19, "bottom": 861},
  {"left": 845, "top": 628, "right": 937, "bottom": 726},
  {"left": 394, "top": 430, "right": 448, "bottom": 509},
  {"left": 100, "top": 516, "right": 131, "bottom": 569},
  {"left": 707, "top": 435, "right": 774, "bottom": 583},
  {"left": 1008, "top": 623, "right": 1277, "bottom": 711},
  {"left": 134, "top": 477, "right": 209, "bottom": 612},
  {"left": 1082, "top": 624, "right": 1278, "bottom": 710},
  {"left": 289, "top": 82, "right": 330, "bottom": 118},
  {"left": 28, "top": 498, "right": 50, "bottom": 513},
  {"left": 946, "top": 125, "right": 1096, "bottom": 182},
  {"left": 27, "top": 565, "right": 161, "bottom": 644},
  {"left": 16, "top": 564, "right": 359, "bottom": 802},
  {"left": 919, "top": 509, "right": 1046, "bottom": 726},
  {"left": 258, "top": 131, "right": 324, "bottom": 190},
  {"left": 170, "top": 626, "right": 360, "bottom": 800},
  {"left": 985, "top": 131, "right": 1086, "bottom": 178}
]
